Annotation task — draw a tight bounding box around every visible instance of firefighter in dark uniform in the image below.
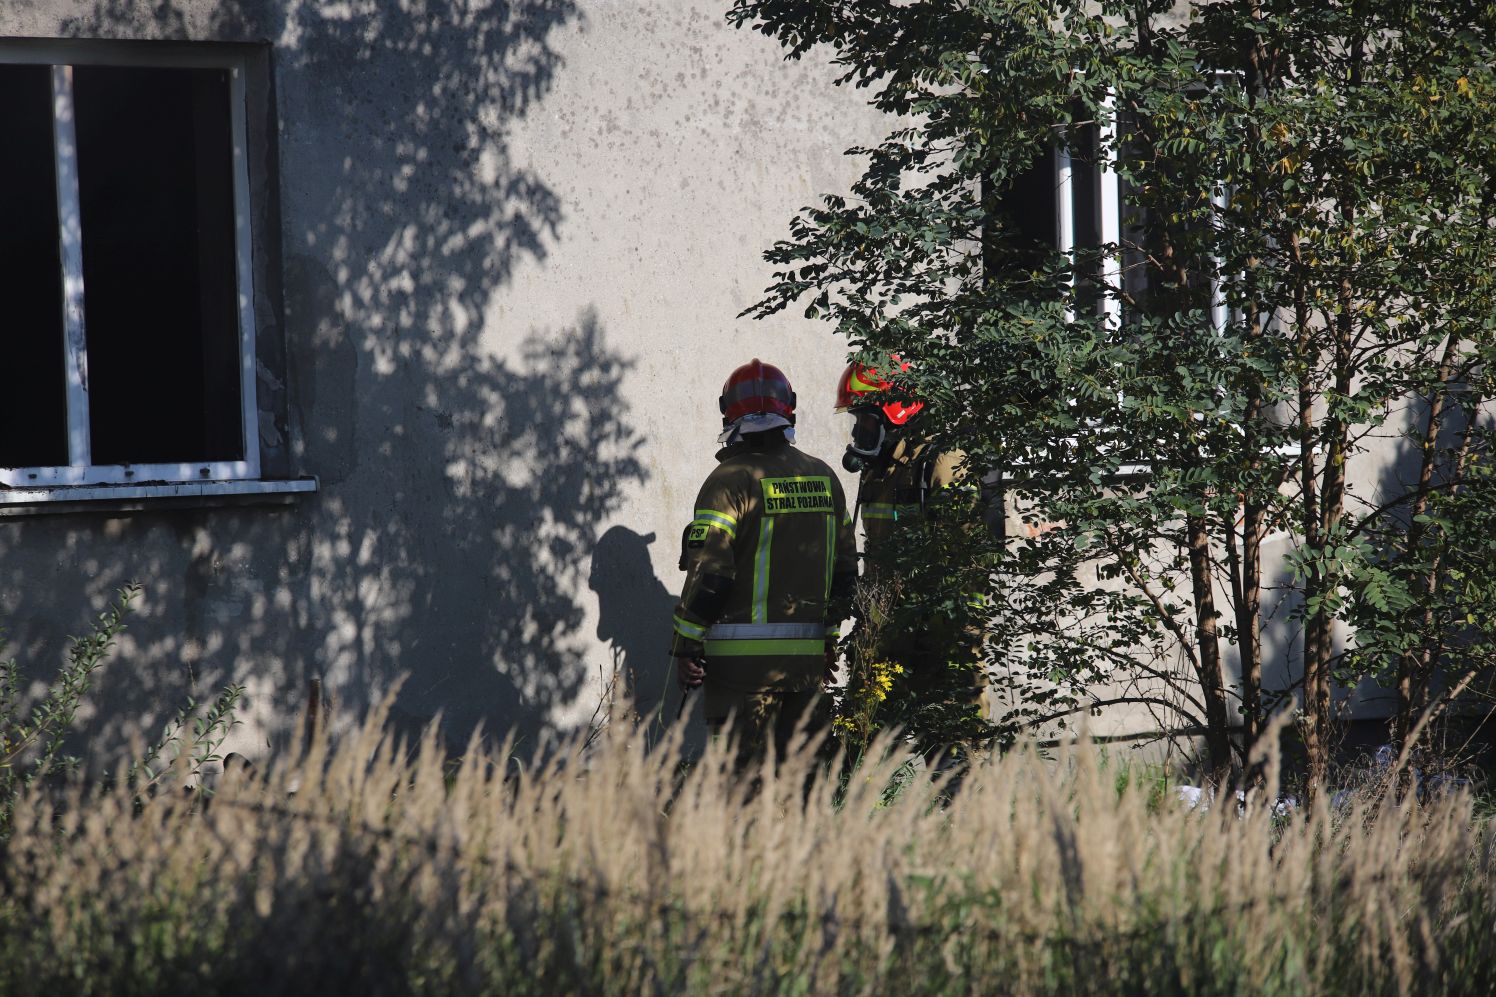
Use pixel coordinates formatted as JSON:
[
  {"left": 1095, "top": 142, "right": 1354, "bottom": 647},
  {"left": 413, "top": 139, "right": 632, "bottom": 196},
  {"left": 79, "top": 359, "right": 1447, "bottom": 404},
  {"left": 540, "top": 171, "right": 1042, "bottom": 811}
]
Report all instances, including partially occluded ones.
[
  {"left": 671, "top": 359, "right": 858, "bottom": 770},
  {"left": 835, "top": 358, "right": 988, "bottom": 741}
]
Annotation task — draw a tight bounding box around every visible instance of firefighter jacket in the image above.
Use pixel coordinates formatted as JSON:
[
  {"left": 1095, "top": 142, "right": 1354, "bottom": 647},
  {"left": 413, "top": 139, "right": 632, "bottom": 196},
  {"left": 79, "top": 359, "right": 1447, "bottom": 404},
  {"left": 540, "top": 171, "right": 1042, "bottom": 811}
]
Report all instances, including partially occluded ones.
[
  {"left": 671, "top": 433, "right": 857, "bottom": 718},
  {"left": 856, "top": 436, "right": 984, "bottom": 679},
  {"left": 857, "top": 437, "right": 967, "bottom": 550}
]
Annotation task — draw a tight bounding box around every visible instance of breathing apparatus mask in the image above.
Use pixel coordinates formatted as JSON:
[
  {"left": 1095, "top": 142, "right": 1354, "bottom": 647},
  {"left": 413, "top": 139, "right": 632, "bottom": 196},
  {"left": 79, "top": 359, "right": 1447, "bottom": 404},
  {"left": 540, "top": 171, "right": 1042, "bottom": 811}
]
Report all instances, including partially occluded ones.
[{"left": 842, "top": 407, "right": 891, "bottom": 472}]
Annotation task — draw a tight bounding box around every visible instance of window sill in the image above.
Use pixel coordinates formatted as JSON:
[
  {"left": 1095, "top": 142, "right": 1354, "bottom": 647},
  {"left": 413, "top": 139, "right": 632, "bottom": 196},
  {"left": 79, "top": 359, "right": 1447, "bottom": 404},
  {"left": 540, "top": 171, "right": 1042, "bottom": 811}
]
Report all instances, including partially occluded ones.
[
  {"left": 0, "top": 477, "right": 318, "bottom": 518},
  {"left": 994, "top": 443, "right": 1303, "bottom": 487},
  {"left": 994, "top": 463, "right": 1154, "bottom": 485}
]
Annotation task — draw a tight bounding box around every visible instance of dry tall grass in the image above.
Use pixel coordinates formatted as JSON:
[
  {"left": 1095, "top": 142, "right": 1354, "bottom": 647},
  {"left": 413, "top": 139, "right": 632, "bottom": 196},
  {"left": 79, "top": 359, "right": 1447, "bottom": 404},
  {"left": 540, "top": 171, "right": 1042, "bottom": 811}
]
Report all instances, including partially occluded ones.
[{"left": 1, "top": 697, "right": 1492, "bottom": 995}]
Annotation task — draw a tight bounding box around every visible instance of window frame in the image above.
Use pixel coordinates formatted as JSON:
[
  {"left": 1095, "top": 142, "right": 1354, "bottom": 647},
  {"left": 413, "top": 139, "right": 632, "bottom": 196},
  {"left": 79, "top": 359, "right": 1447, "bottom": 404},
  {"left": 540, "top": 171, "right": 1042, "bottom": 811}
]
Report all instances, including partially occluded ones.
[
  {"left": 1034, "top": 87, "right": 1283, "bottom": 477},
  {"left": 0, "top": 40, "right": 268, "bottom": 491}
]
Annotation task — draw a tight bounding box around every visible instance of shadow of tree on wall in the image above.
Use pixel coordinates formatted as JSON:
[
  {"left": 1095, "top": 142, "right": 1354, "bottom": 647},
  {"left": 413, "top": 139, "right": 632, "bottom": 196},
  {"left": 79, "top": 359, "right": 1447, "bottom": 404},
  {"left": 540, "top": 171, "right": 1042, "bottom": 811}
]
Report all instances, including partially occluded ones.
[
  {"left": 370, "top": 310, "right": 646, "bottom": 750},
  {"left": 0, "top": 0, "right": 670, "bottom": 759}
]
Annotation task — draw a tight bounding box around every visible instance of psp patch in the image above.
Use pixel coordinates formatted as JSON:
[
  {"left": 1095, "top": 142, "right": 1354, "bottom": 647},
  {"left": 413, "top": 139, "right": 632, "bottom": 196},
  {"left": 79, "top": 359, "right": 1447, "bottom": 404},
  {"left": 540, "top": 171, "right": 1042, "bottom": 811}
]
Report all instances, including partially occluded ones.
[
  {"left": 686, "top": 524, "right": 710, "bottom": 545},
  {"left": 761, "top": 476, "right": 835, "bottom": 515}
]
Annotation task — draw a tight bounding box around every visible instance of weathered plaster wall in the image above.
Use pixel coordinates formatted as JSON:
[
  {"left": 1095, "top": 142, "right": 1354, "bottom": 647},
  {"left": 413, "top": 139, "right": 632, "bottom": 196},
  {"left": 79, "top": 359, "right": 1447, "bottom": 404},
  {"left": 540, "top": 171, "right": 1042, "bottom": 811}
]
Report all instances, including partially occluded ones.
[
  {"left": 0, "top": 0, "right": 883, "bottom": 760},
  {"left": 3, "top": 1, "right": 1433, "bottom": 769}
]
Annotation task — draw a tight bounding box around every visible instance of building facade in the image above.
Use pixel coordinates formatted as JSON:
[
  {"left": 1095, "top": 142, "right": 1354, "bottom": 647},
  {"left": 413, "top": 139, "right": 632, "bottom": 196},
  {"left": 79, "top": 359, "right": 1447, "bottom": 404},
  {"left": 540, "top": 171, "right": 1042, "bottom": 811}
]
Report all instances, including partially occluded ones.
[
  {"left": 3, "top": 1, "right": 1434, "bottom": 769},
  {"left": 0, "top": 0, "right": 886, "bottom": 758}
]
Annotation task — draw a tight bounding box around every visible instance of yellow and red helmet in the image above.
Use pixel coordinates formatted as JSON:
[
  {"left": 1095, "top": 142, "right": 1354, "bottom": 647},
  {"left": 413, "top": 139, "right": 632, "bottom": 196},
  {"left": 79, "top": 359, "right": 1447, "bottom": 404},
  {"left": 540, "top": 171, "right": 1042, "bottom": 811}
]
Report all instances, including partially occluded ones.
[
  {"left": 719, "top": 358, "right": 796, "bottom": 423},
  {"left": 834, "top": 356, "right": 924, "bottom": 426}
]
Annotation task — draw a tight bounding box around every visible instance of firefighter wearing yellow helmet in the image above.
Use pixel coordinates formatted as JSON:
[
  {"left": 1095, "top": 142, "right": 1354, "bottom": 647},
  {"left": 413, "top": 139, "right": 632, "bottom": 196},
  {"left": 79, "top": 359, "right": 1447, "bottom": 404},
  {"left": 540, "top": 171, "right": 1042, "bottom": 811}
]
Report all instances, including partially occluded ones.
[
  {"left": 671, "top": 359, "right": 858, "bottom": 770},
  {"left": 836, "top": 357, "right": 987, "bottom": 741}
]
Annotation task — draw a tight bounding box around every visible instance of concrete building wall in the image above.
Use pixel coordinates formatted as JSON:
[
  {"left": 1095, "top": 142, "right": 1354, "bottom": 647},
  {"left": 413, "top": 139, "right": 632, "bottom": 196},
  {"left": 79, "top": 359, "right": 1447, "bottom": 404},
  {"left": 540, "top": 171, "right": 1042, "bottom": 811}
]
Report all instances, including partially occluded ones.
[
  {"left": 1, "top": 1, "right": 1436, "bottom": 768},
  {"left": 0, "top": 0, "right": 884, "bottom": 759}
]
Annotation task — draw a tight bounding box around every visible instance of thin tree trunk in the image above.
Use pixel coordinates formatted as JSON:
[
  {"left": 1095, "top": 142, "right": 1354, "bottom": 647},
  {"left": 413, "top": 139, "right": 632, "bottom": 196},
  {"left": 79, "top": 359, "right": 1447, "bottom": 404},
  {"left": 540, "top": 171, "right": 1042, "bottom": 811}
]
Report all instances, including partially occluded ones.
[
  {"left": 1235, "top": 304, "right": 1267, "bottom": 769},
  {"left": 1289, "top": 228, "right": 1324, "bottom": 805},
  {"left": 1238, "top": 489, "right": 1265, "bottom": 759},
  {"left": 1187, "top": 511, "right": 1232, "bottom": 784},
  {"left": 1306, "top": 273, "right": 1352, "bottom": 794},
  {"left": 1301, "top": 17, "right": 1367, "bottom": 801},
  {"left": 1419, "top": 400, "right": 1482, "bottom": 691},
  {"left": 1234, "top": 0, "right": 1273, "bottom": 773},
  {"left": 1393, "top": 337, "right": 1457, "bottom": 751}
]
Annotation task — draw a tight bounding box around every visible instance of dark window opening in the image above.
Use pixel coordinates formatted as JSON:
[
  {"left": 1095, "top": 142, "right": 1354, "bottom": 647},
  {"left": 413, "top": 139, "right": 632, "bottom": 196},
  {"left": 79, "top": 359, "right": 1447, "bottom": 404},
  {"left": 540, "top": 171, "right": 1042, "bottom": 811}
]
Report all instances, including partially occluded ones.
[
  {"left": 75, "top": 65, "right": 242, "bottom": 466},
  {"left": 1116, "top": 110, "right": 1154, "bottom": 325},
  {"left": 0, "top": 64, "right": 68, "bottom": 468},
  {"left": 998, "top": 152, "right": 1060, "bottom": 283},
  {"left": 1068, "top": 119, "right": 1104, "bottom": 319}
]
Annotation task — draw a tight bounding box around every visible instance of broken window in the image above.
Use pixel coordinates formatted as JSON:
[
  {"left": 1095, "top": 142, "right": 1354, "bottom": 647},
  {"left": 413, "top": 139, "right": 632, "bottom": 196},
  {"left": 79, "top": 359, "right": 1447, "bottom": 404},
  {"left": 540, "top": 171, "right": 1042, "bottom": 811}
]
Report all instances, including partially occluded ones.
[{"left": 0, "top": 52, "right": 261, "bottom": 488}]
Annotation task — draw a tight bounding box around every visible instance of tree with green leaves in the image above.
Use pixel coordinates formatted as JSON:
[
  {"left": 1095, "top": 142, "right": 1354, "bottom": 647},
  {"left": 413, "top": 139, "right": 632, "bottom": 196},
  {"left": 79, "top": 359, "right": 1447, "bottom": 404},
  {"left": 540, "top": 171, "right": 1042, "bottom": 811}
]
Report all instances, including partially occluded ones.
[{"left": 730, "top": 0, "right": 1496, "bottom": 795}]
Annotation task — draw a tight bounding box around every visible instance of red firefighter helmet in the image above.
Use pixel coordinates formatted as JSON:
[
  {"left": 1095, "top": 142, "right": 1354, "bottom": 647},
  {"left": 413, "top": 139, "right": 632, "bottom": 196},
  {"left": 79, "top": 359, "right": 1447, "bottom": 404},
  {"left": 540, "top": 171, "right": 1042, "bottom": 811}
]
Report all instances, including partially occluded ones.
[
  {"left": 719, "top": 358, "right": 796, "bottom": 423},
  {"left": 834, "top": 356, "right": 924, "bottom": 425}
]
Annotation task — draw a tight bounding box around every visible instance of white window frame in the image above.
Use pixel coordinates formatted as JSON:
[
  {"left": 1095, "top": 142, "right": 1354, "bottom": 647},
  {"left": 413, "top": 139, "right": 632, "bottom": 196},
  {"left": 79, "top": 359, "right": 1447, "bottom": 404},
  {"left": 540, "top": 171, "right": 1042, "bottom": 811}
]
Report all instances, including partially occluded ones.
[
  {"left": 1049, "top": 92, "right": 1124, "bottom": 330},
  {"left": 1096, "top": 89, "right": 1123, "bottom": 332},
  {"left": 1054, "top": 142, "right": 1075, "bottom": 323},
  {"left": 0, "top": 42, "right": 262, "bottom": 489},
  {"left": 1053, "top": 86, "right": 1243, "bottom": 335},
  {"left": 1044, "top": 90, "right": 1268, "bottom": 477},
  {"left": 1051, "top": 86, "right": 1298, "bottom": 469}
]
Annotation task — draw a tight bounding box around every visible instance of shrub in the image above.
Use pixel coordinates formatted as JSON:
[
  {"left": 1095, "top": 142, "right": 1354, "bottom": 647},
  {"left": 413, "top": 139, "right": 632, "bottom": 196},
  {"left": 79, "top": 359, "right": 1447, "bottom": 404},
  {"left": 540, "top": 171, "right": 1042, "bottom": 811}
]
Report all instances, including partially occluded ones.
[{"left": 0, "top": 584, "right": 136, "bottom": 840}]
